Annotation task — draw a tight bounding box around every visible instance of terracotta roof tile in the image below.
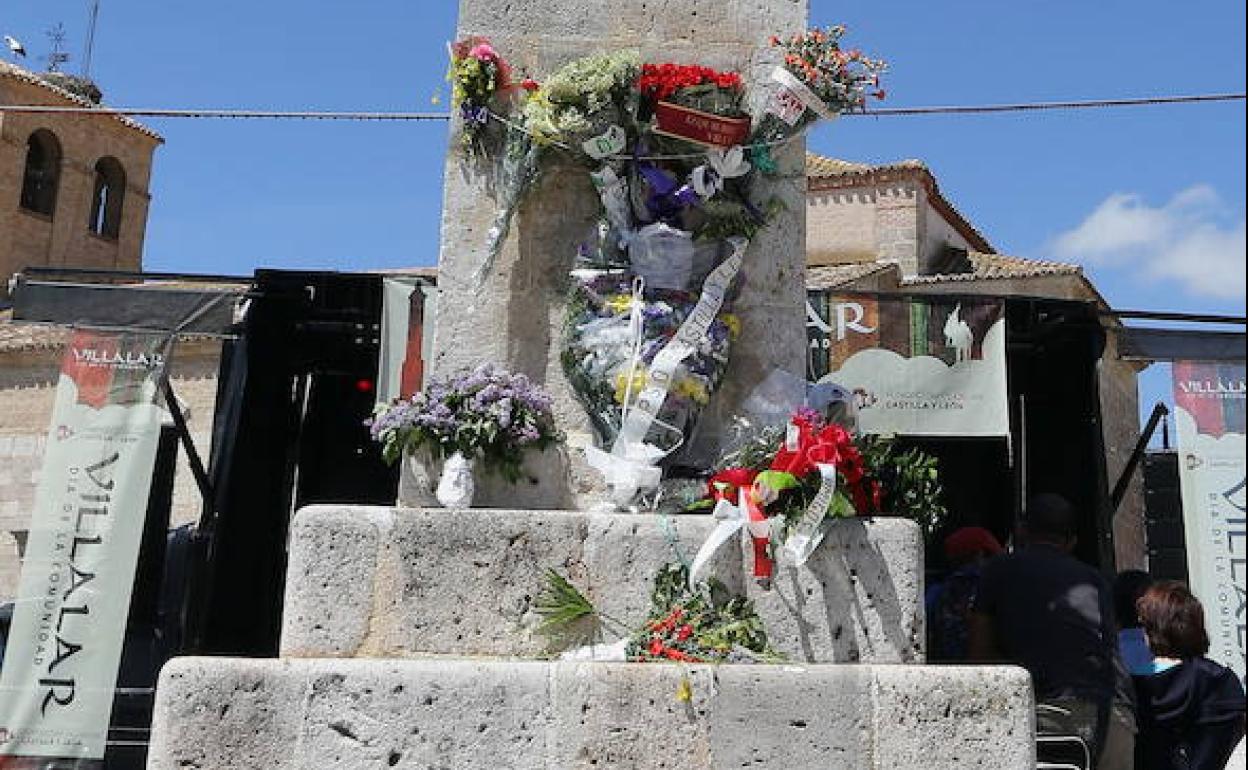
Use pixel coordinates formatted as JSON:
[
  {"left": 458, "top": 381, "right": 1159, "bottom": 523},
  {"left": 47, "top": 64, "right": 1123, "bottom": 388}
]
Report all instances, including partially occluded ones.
[
  {"left": 805, "top": 153, "right": 924, "bottom": 178},
  {"left": 1, "top": 61, "right": 162, "bottom": 141},
  {"left": 806, "top": 262, "right": 896, "bottom": 290},
  {"left": 902, "top": 252, "right": 1082, "bottom": 285}
]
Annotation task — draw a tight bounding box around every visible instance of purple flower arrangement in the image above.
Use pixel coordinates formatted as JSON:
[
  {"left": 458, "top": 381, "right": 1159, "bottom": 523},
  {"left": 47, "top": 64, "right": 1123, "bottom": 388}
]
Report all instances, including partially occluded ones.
[{"left": 370, "top": 364, "right": 563, "bottom": 482}]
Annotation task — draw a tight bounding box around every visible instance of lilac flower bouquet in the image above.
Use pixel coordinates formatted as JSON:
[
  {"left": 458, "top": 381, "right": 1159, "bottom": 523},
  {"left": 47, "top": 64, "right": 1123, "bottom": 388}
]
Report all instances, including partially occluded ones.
[{"left": 370, "top": 364, "right": 563, "bottom": 483}]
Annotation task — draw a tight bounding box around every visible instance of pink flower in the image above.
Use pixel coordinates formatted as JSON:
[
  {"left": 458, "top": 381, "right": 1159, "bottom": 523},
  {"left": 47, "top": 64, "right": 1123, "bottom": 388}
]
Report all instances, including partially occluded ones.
[{"left": 469, "top": 43, "right": 499, "bottom": 62}]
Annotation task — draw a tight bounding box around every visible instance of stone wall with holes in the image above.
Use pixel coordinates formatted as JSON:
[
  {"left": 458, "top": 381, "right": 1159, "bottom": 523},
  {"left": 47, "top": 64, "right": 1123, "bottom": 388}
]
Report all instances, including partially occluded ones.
[
  {"left": 0, "top": 67, "right": 161, "bottom": 297},
  {"left": 0, "top": 340, "right": 221, "bottom": 601}
]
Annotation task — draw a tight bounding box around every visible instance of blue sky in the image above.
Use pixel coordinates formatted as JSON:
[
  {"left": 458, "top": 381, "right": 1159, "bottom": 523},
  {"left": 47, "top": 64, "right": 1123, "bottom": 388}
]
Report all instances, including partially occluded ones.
[{"left": 3, "top": 0, "right": 1245, "bottom": 427}]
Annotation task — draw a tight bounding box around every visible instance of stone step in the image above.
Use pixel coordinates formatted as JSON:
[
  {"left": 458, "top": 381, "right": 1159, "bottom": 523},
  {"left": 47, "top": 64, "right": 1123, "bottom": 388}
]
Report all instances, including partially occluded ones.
[
  {"left": 147, "top": 657, "right": 1035, "bottom": 770},
  {"left": 280, "top": 506, "right": 924, "bottom": 664}
]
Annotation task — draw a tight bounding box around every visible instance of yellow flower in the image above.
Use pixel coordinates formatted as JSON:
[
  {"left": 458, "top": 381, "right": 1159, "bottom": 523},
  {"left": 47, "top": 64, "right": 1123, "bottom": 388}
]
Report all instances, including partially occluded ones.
[
  {"left": 675, "top": 674, "right": 693, "bottom": 702},
  {"left": 674, "top": 377, "right": 709, "bottom": 405},
  {"left": 721, "top": 313, "right": 742, "bottom": 339},
  {"left": 614, "top": 367, "right": 647, "bottom": 404},
  {"left": 604, "top": 293, "right": 634, "bottom": 315}
]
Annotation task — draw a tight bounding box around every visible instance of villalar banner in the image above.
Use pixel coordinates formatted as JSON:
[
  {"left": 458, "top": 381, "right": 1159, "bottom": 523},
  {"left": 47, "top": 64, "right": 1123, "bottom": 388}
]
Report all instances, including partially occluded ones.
[
  {"left": 1172, "top": 360, "right": 1246, "bottom": 685},
  {"left": 0, "top": 330, "right": 169, "bottom": 761}
]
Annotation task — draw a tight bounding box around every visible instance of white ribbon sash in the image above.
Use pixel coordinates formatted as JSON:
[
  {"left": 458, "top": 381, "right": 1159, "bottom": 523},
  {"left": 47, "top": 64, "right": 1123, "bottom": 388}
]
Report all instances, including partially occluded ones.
[
  {"left": 783, "top": 462, "right": 838, "bottom": 565},
  {"left": 689, "top": 489, "right": 749, "bottom": 587},
  {"left": 612, "top": 236, "right": 747, "bottom": 457}
]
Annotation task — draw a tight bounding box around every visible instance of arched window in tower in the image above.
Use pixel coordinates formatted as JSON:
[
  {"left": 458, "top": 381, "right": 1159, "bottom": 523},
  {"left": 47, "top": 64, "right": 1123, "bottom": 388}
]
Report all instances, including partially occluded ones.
[
  {"left": 89, "top": 156, "right": 126, "bottom": 240},
  {"left": 19, "top": 129, "right": 62, "bottom": 217}
]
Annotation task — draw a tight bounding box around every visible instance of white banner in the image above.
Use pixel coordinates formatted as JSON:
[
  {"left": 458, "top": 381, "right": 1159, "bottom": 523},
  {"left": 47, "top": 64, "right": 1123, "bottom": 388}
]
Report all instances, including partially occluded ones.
[
  {"left": 0, "top": 329, "right": 169, "bottom": 760},
  {"left": 1172, "top": 360, "right": 1246, "bottom": 684}
]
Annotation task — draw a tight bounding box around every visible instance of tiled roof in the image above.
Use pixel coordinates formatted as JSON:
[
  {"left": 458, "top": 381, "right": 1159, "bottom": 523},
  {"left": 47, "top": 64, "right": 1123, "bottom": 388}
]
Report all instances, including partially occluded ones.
[
  {"left": 0, "top": 61, "right": 163, "bottom": 141},
  {"left": 805, "top": 152, "right": 993, "bottom": 254},
  {"left": 902, "top": 252, "right": 1082, "bottom": 285},
  {"left": 805, "top": 153, "right": 925, "bottom": 179},
  {"left": 806, "top": 262, "right": 897, "bottom": 290}
]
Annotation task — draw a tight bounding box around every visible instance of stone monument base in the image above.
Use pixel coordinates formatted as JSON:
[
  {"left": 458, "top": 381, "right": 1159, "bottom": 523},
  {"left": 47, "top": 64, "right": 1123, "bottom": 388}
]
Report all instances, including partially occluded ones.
[
  {"left": 279, "top": 506, "right": 924, "bottom": 664},
  {"left": 143, "top": 505, "right": 1037, "bottom": 769},
  {"left": 147, "top": 657, "right": 1035, "bottom": 770}
]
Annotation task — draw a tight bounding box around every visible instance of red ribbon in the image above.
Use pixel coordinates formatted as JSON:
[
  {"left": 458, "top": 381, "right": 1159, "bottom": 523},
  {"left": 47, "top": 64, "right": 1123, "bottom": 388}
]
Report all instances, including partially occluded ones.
[
  {"left": 707, "top": 467, "right": 757, "bottom": 502},
  {"left": 743, "top": 486, "right": 773, "bottom": 581},
  {"left": 653, "top": 101, "right": 752, "bottom": 148},
  {"left": 700, "top": 416, "right": 882, "bottom": 586}
]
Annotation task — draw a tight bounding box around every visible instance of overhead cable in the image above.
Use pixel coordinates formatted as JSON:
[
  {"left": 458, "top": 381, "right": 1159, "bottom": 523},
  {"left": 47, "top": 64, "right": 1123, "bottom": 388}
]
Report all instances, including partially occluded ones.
[{"left": 1, "top": 92, "right": 1243, "bottom": 121}]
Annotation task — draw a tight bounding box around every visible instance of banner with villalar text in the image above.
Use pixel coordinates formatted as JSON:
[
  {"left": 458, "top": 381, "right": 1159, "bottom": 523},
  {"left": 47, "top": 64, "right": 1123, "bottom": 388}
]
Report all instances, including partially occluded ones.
[
  {"left": 1172, "top": 360, "right": 1246, "bottom": 684},
  {"left": 0, "top": 329, "right": 169, "bottom": 760},
  {"left": 807, "top": 293, "right": 1009, "bottom": 437}
]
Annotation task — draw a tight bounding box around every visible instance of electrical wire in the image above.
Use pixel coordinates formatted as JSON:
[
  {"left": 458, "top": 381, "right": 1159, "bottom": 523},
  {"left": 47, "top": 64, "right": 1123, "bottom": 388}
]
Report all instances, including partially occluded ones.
[{"left": 0, "top": 92, "right": 1242, "bottom": 121}]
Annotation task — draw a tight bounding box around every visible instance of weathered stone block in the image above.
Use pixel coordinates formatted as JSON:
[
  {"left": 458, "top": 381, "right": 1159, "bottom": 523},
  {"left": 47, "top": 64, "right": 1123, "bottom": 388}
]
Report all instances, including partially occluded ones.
[
  {"left": 397, "top": 445, "right": 574, "bottom": 509},
  {"left": 280, "top": 506, "right": 921, "bottom": 663},
  {"left": 145, "top": 657, "right": 309, "bottom": 770},
  {"left": 750, "top": 517, "right": 925, "bottom": 663},
  {"left": 147, "top": 657, "right": 1037, "bottom": 770},
  {"left": 870, "top": 666, "right": 1035, "bottom": 769}
]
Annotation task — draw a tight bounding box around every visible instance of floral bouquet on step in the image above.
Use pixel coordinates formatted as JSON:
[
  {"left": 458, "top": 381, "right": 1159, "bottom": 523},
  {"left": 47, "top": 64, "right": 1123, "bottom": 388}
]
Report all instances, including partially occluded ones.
[
  {"left": 369, "top": 364, "right": 563, "bottom": 483},
  {"left": 627, "top": 563, "right": 774, "bottom": 663},
  {"left": 686, "top": 406, "right": 946, "bottom": 585},
  {"left": 534, "top": 563, "right": 777, "bottom": 664}
]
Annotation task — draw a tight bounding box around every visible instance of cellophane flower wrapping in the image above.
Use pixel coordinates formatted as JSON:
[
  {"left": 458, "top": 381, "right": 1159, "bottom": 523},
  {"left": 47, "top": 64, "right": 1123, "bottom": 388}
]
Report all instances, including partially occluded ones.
[
  {"left": 749, "top": 26, "right": 886, "bottom": 171},
  {"left": 561, "top": 237, "right": 743, "bottom": 456},
  {"left": 558, "top": 63, "right": 766, "bottom": 482}
]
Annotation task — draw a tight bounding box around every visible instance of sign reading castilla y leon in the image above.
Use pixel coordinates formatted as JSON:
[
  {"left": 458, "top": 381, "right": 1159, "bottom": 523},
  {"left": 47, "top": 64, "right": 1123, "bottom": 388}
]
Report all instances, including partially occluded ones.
[
  {"left": 1172, "top": 360, "right": 1246, "bottom": 685},
  {"left": 806, "top": 293, "right": 1009, "bottom": 437},
  {"left": 0, "top": 330, "right": 169, "bottom": 761}
]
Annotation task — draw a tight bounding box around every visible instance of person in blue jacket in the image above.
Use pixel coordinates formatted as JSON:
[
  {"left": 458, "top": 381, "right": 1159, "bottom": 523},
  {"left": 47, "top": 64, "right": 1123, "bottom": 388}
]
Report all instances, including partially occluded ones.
[{"left": 1132, "top": 581, "right": 1245, "bottom": 770}]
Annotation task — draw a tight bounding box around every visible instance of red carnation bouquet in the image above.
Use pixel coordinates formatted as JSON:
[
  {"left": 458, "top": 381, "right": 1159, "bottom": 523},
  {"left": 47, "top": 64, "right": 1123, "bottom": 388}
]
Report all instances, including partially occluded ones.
[
  {"left": 638, "top": 63, "right": 743, "bottom": 107},
  {"left": 626, "top": 564, "right": 773, "bottom": 663},
  {"left": 638, "top": 62, "right": 750, "bottom": 147}
]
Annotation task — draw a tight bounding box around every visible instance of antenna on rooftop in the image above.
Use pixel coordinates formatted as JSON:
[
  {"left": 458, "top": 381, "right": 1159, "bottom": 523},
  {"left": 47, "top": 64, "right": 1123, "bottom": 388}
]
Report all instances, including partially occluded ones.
[
  {"left": 82, "top": 0, "right": 100, "bottom": 78},
  {"left": 43, "top": 23, "right": 71, "bottom": 72}
]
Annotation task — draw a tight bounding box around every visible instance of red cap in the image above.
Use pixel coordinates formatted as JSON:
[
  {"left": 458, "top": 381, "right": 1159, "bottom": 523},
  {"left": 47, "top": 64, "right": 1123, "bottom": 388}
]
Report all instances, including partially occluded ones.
[{"left": 943, "top": 526, "right": 1003, "bottom": 562}]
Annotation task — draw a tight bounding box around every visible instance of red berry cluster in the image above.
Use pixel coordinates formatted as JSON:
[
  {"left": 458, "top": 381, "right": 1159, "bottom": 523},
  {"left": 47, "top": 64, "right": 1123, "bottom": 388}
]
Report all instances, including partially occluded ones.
[{"left": 639, "top": 607, "right": 702, "bottom": 662}]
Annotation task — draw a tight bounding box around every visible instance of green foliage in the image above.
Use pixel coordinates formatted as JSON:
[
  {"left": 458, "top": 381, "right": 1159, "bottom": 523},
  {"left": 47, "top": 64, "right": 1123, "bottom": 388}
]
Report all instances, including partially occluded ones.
[
  {"left": 534, "top": 569, "right": 625, "bottom": 648},
  {"left": 858, "top": 436, "right": 948, "bottom": 535},
  {"left": 534, "top": 569, "right": 598, "bottom": 630},
  {"left": 694, "top": 197, "right": 784, "bottom": 243},
  {"left": 715, "top": 423, "right": 787, "bottom": 473}
]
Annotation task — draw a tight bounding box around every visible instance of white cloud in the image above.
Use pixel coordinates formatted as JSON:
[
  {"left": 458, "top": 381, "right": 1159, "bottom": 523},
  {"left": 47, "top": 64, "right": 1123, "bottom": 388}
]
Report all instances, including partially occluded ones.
[{"left": 1051, "top": 186, "right": 1246, "bottom": 300}]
